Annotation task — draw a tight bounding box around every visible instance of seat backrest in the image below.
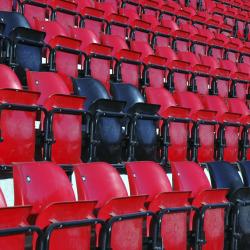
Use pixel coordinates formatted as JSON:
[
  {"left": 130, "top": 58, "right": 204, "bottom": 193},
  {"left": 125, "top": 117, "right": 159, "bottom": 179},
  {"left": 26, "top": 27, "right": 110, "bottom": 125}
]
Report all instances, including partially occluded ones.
[
  {"left": 111, "top": 83, "right": 159, "bottom": 161},
  {"left": 74, "top": 162, "right": 128, "bottom": 208},
  {"left": 145, "top": 87, "right": 176, "bottom": 116},
  {"left": 51, "top": 0, "right": 78, "bottom": 33},
  {"left": 0, "top": 64, "right": 22, "bottom": 89},
  {"left": 239, "top": 161, "right": 250, "bottom": 187},
  {"left": 101, "top": 34, "right": 128, "bottom": 55},
  {"left": 206, "top": 161, "right": 244, "bottom": 193},
  {"left": 13, "top": 161, "right": 76, "bottom": 213},
  {"left": 70, "top": 27, "right": 100, "bottom": 51},
  {"left": 34, "top": 19, "right": 68, "bottom": 43},
  {"left": 22, "top": 2, "right": 48, "bottom": 28},
  {"left": 73, "top": 77, "right": 110, "bottom": 110},
  {"left": 171, "top": 161, "right": 211, "bottom": 198},
  {"left": 155, "top": 46, "right": 177, "bottom": 61},
  {"left": 111, "top": 83, "right": 144, "bottom": 112},
  {"left": 126, "top": 161, "right": 172, "bottom": 200},
  {"left": 174, "top": 91, "right": 204, "bottom": 113},
  {"left": 226, "top": 98, "right": 250, "bottom": 116},
  {"left": 26, "top": 71, "right": 70, "bottom": 105},
  {"left": 130, "top": 41, "right": 154, "bottom": 59},
  {"left": 202, "top": 95, "right": 228, "bottom": 116},
  {"left": 0, "top": 11, "right": 30, "bottom": 37}
]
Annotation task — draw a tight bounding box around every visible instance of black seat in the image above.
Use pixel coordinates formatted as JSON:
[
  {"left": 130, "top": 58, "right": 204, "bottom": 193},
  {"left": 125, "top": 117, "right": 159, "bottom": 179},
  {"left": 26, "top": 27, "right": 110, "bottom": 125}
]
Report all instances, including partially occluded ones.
[
  {"left": 111, "top": 83, "right": 160, "bottom": 161},
  {"left": 207, "top": 161, "right": 250, "bottom": 250},
  {"left": 73, "top": 77, "right": 126, "bottom": 164}
]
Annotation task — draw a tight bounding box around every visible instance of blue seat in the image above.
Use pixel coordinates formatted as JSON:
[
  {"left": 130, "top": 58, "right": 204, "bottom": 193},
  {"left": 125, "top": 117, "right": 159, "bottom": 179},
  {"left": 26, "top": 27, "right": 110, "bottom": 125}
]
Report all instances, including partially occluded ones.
[
  {"left": 111, "top": 83, "right": 160, "bottom": 161},
  {"left": 238, "top": 161, "right": 250, "bottom": 187},
  {"left": 9, "top": 27, "right": 45, "bottom": 72},
  {"left": 206, "top": 161, "right": 244, "bottom": 192},
  {"left": 0, "top": 11, "right": 30, "bottom": 37},
  {"left": 207, "top": 161, "right": 250, "bottom": 250},
  {"left": 73, "top": 77, "right": 126, "bottom": 164}
]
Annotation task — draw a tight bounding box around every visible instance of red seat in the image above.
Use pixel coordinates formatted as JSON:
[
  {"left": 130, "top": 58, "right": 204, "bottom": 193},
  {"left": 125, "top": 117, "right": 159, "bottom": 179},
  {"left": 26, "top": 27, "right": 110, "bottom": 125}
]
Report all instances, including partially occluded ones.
[
  {"left": 130, "top": 41, "right": 167, "bottom": 88},
  {"left": 0, "top": 64, "right": 23, "bottom": 89},
  {"left": 174, "top": 91, "right": 217, "bottom": 162},
  {"left": 171, "top": 161, "right": 228, "bottom": 250},
  {"left": 0, "top": 89, "right": 41, "bottom": 164},
  {"left": 74, "top": 162, "right": 148, "bottom": 250},
  {"left": 126, "top": 161, "right": 191, "bottom": 250},
  {"left": 26, "top": 71, "right": 85, "bottom": 164},
  {"left": 20, "top": 0, "right": 51, "bottom": 28},
  {"left": 0, "top": 0, "right": 12, "bottom": 11},
  {"left": 14, "top": 161, "right": 98, "bottom": 250},
  {"left": 202, "top": 94, "right": 242, "bottom": 162},
  {"left": 50, "top": 0, "right": 80, "bottom": 33},
  {"left": 0, "top": 183, "right": 37, "bottom": 250},
  {"left": 225, "top": 37, "right": 243, "bottom": 62},
  {"left": 34, "top": 19, "right": 68, "bottom": 44},
  {"left": 49, "top": 35, "right": 82, "bottom": 78},
  {"left": 145, "top": 87, "right": 191, "bottom": 161}
]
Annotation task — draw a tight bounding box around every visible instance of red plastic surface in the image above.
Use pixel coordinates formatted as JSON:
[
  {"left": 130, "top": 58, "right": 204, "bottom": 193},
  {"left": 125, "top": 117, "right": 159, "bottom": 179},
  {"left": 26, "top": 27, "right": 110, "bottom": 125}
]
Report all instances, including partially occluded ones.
[
  {"left": 130, "top": 41, "right": 154, "bottom": 59},
  {"left": 126, "top": 161, "right": 172, "bottom": 199},
  {"left": 0, "top": 206, "right": 32, "bottom": 250},
  {"left": 26, "top": 71, "right": 71, "bottom": 105},
  {"left": 35, "top": 201, "right": 97, "bottom": 250},
  {"left": 126, "top": 161, "right": 191, "bottom": 250},
  {"left": 97, "top": 196, "right": 147, "bottom": 250},
  {"left": 23, "top": 3, "right": 48, "bottom": 28},
  {"left": 0, "top": 0, "right": 12, "bottom": 10},
  {"left": 0, "top": 64, "right": 22, "bottom": 90},
  {"left": 74, "top": 162, "right": 128, "bottom": 208},
  {"left": 34, "top": 20, "right": 68, "bottom": 44},
  {"left": 171, "top": 161, "right": 211, "bottom": 198},
  {"left": 70, "top": 27, "right": 100, "bottom": 50},
  {"left": 145, "top": 87, "right": 176, "bottom": 115},
  {"left": 45, "top": 94, "right": 84, "bottom": 164},
  {"left": 0, "top": 89, "right": 40, "bottom": 164},
  {"left": 13, "top": 161, "right": 76, "bottom": 214},
  {"left": 101, "top": 34, "right": 128, "bottom": 55},
  {"left": 192, "top": 189, "right": 228, "bottom": 250}
]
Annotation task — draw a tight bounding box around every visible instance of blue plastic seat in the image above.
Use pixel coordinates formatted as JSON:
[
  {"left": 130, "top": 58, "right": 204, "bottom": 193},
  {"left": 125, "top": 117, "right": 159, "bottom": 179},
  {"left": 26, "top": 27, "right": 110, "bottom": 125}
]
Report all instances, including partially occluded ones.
[
  {"left": 207, "top": 161, "right": 250, "bottom": 250},
  {"left": 73, "top": 77, "right": 126, "bottom": 164},
  {"left": 111, "top": 83, "right": 160, "bottom": 161}
]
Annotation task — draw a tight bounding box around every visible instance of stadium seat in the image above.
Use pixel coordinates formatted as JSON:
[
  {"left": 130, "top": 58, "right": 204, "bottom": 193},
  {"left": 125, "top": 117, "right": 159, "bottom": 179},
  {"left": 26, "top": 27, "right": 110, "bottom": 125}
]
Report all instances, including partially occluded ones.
[
  {"left": 145, "top": 87, "right": 191, "bottom": 162},
  {"left": 14, "top": 161, "right": 100, "bottom": 250},
  {"left": 48, "top": 35, "right": 82, "bottom": 78},
  {"left": 20, "top": 0, "right": 52, "bottom": 28},
  {"left": 174, "top": 91, "right": 218, "bottom": 162},
  {"left": 34, "top": 19, "right": 68, "bottom": 44},
  {"left": 202, "top": 94, "right": 242, "bottom": 162},
  {"left": 126, "top": 161, "right": 192, "bottom": 250},
  {"left": 130, "top": 40, "right": 167, "bottom": 89},
  {"left": 111, "top": 83, "right": 161, "bottom": 161},
  {"left": 172, "top": 161, "right": 229, "bottom": 250},
  {"left": 74, "top": 162, "right": 150, "bottom": 250},
  {"left": 73, "top": 77, "right": 126, "bottom": 164},
  {"left": 50, "top": 0, "right": 80, "bottom": 32},
  {"left": 9, "top": 27, "right": 46, "bottom": 74},
  {"left": 207, "top": 161, "right": 250, "bottom": 250},
  {"left": 26, "top": 71, "right": 86, "bottom": 164},
  {"left": 0, "top": 89, "right": 43, "bottom": 164}
]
